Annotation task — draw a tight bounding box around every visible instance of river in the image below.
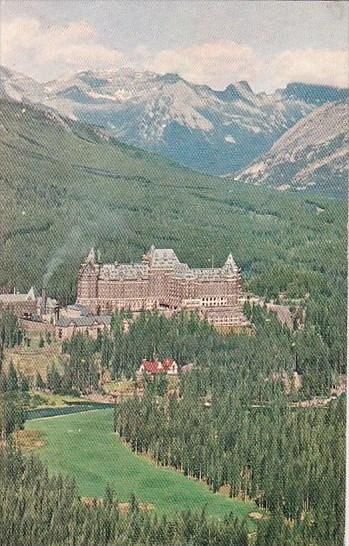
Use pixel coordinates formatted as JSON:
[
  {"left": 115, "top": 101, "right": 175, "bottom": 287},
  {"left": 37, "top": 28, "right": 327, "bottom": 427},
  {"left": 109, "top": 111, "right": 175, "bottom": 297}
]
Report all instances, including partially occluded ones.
[{"left": 25, "top": 402, "right": 114, "bottom": 421}]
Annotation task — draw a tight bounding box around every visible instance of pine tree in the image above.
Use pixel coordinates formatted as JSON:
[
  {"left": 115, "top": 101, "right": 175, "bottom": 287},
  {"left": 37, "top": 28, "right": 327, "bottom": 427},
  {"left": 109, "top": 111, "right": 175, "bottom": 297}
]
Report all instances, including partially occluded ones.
[
  {"left": 7, "top": 361, "right": 18, "bottom": 392},
  {"left": 35, "top": 372, "right": 45, "bottom": 390}
]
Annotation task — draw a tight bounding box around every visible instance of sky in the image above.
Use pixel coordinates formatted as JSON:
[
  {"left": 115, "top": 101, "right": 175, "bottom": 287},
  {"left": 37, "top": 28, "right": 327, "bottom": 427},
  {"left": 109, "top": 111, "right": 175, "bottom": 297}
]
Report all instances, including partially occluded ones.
[{"left": 1, "top": 0, "right": 348, "bottom": 91}]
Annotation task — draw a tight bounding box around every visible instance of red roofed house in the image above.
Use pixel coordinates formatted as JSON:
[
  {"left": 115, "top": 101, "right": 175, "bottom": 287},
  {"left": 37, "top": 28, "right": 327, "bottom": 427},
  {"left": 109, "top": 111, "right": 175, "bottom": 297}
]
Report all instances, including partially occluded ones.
[{"left": 137, "top": 358, "right": 178, "bottom": 377}]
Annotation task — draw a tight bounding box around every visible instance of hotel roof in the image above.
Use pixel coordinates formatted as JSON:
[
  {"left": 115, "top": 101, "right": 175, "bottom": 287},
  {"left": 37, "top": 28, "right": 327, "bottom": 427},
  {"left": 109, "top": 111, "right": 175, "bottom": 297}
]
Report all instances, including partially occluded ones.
[{"left": 87, "top": 246, "right": 240, "bottom": 281}]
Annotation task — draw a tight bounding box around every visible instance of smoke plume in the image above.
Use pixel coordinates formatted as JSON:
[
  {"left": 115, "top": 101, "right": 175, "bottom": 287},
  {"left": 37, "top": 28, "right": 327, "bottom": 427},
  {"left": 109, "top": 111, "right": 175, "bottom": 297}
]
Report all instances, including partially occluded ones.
[{"left": 42, "top": 209, "right": 130, "bottom": 287}]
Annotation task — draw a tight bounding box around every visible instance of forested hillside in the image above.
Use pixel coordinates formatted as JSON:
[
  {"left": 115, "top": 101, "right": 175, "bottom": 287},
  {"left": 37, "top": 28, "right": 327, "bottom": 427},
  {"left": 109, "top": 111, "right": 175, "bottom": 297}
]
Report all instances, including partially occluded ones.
[
  {"left": 58, "top": 305, "right": 345, "bottom": 397},
  {"left": 0, "top": 99, "right": 346, "bottom": 307}
]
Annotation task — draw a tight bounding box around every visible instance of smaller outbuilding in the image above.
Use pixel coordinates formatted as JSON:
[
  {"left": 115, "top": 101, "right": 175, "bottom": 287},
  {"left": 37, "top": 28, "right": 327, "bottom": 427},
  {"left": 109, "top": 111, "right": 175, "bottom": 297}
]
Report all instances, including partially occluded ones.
[
  {"left": 0, "top": 287, "right": 37, "bottom": 318},
  {"left": 56, "top": 315, "right": 112, "bottom": 340}
]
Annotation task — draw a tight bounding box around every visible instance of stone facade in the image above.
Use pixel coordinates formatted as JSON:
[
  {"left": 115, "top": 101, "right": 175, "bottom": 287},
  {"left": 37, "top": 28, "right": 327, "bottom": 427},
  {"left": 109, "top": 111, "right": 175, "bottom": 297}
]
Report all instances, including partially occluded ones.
[
  {"left": 19, "top": 318, "right": 55, "bottom": 334},
  {"left": 76, "top": 246, "right": 249, "bottom": 330}
]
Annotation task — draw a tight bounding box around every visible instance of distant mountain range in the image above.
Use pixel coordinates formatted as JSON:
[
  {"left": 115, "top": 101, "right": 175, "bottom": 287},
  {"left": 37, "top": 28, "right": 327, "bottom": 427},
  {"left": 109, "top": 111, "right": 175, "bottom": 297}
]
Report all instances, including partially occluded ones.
[
  {"left": 232, "top": 100, "right": 348, "bottom": 198},
  {"left": 1, "top": 65, "right": 347, "bottom": 175}
]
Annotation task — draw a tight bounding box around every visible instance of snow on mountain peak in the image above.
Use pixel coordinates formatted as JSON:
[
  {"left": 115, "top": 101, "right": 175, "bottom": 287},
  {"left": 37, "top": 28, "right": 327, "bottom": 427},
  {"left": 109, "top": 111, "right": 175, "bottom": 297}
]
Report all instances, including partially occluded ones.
[{"left": 1, "top": 64, "right": 347, "bottom": 176}]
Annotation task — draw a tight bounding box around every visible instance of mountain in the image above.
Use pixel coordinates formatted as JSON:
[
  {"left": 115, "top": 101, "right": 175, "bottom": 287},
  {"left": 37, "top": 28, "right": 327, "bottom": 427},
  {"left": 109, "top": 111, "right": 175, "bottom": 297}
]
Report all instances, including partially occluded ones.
[
  {"left": 232, "top": 100, "right": 348, "bottom": 197},
  {"left": 0, "top": 98, "right": 346, "bottom": 304},
  {"left": 1, "top": 65, "right": 347, "bottom": 175},
  {"left": 0, "top": 66, "right": 44, "bottom": 102},
  {"left": 281, "top": 82, "right": 348, "bottom": 105}
]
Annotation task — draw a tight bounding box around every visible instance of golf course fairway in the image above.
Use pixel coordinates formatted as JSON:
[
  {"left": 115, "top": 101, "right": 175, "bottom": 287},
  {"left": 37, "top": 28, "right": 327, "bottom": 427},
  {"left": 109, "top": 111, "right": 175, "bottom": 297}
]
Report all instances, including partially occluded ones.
[{"left": 26, "top": 408, "right": 256, "bottom": 519}]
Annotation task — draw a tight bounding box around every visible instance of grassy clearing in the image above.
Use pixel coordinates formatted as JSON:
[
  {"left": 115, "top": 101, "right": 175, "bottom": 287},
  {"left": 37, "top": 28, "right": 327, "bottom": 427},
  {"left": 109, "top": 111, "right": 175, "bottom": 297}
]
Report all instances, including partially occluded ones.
[
  {"left": 14, "top": 429, "right": 46, "bottom": 452},
  {"left": 103, "top": 380, "right": 135, "bottom": 396},
  {"left": 4, "top": 337, "right": 62, "bottom": 380},
  {"left": 26, "top": 409, "right": 256, "bottom": 520}
]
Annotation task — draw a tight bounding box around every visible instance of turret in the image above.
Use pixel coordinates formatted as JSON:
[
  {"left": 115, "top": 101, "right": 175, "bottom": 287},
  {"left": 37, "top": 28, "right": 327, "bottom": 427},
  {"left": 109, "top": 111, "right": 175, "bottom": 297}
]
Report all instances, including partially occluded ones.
[
  {"left": 223, "top": 253, "right": 239, "bottom": 275},
  {"left": 87, "top": 247, "right": 96, "bottom": 264},
  {"left": 26, "top": 287, "right": 36, "bottom": 301},
  {"left": 76, "top": 248, "right": 100, "bottom": 304}
]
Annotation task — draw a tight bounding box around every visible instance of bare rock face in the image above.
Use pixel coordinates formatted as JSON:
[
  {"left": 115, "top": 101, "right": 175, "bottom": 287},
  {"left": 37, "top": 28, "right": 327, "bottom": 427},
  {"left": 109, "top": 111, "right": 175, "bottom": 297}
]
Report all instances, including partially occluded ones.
[{"left": 232, "top": 100, "right": 349, "bottom": 198}]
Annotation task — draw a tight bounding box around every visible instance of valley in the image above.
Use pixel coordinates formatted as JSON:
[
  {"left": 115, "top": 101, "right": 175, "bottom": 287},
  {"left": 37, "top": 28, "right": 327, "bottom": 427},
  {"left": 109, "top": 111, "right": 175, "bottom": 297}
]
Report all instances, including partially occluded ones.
[
  {"left": 0, "top": 3, "right": 347, "bottom": 545},
  {"left": 0, "top": 98, "right": 346, "bottom": 305},
  {"left": 0, "top": 56, "right": 347, "bottom": 546}
]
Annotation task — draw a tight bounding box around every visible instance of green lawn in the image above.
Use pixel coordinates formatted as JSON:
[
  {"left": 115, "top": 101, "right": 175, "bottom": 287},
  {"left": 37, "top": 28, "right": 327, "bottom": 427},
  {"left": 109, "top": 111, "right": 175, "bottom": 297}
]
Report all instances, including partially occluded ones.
[{"left": 26, "top": 409, "right": 256, "bottom": 519}]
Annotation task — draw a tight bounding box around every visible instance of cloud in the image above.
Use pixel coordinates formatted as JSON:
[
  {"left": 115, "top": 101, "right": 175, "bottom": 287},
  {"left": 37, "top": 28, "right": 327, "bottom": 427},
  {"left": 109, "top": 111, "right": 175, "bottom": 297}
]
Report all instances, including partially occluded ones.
[
  {"left": 267, "top": 48, "right": 349, "bottom": 90},
  {"left": 1, "top": 18, "right": 348, "bottom": 91},
  {"left": 149, "top": 41, "right": 263, "bottom": 90},
  {"left": 1, "top": 17, "right": 124, "bottom": 80},
  {"left": 143, "top": 41, "right": 348, "bottom": 91}
]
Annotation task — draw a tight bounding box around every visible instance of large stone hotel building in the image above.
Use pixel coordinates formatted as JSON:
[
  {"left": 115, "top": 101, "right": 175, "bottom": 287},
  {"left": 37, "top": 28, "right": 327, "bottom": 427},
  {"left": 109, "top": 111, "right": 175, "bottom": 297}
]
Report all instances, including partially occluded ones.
[{"left": 76, "top": 246, "right": 249, "bottom": 331}]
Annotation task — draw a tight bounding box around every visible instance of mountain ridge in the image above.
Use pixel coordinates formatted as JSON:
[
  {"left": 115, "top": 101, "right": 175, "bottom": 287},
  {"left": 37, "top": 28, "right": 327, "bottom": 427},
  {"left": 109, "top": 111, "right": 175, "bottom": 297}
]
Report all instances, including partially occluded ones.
[
  {"left": 231, "top": 100, "right": 348, "bottom": 197},
  {"left": 2, "top": 64, "right": 347, "bottom": 175}
]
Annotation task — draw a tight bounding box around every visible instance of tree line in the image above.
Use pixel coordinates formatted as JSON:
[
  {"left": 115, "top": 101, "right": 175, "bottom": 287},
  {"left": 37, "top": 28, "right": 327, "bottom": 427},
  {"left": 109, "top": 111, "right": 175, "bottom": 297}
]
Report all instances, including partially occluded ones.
[
  {"left": 0, "top": 442, "right": 251, "bottom": 546},
  {"left": 1, "top": 271, "right": 345, "bottom": 403},
  {"left": 117, "top": 380, "right": 345, "bottom": 546}
]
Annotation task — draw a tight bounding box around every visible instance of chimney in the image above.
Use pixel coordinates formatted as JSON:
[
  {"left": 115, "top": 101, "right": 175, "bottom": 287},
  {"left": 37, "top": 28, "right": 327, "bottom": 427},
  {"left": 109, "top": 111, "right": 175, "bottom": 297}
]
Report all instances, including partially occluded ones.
[{"left": 54, "top": 305, "right": 60, "bottom": 325}]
